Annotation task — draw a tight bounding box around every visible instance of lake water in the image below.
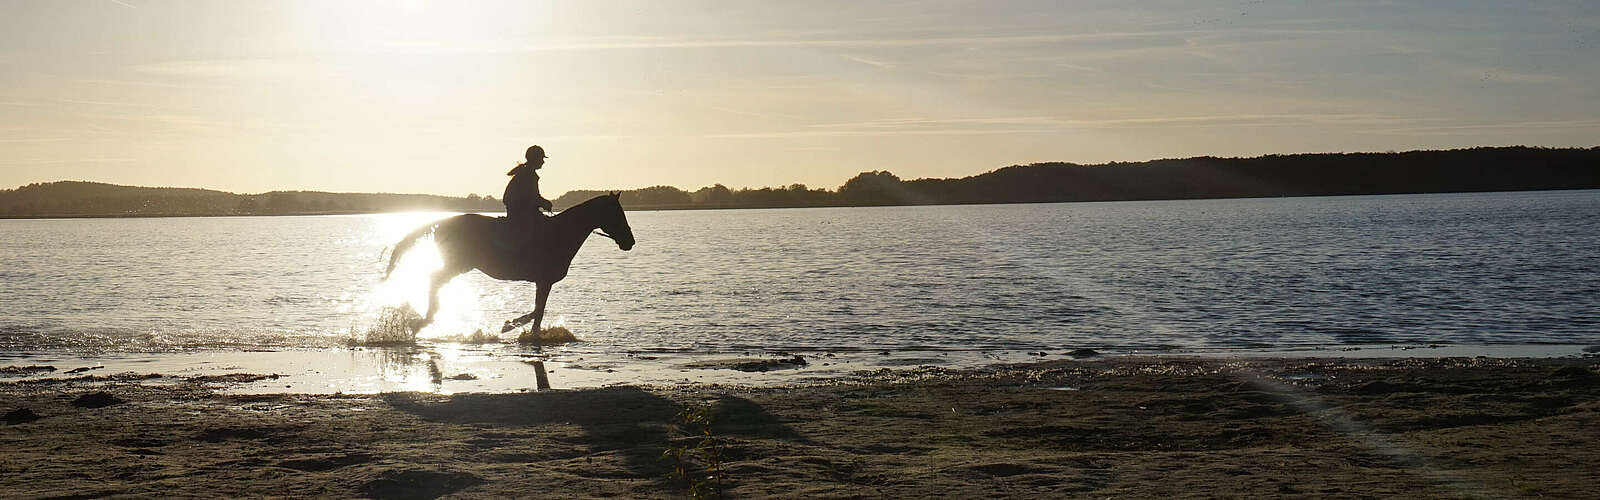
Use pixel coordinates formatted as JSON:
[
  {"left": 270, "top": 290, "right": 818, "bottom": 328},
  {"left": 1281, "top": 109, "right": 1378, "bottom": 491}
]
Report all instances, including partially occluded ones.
[{"left": 3, "top": 190, "right": 1598, "bottom": 386}]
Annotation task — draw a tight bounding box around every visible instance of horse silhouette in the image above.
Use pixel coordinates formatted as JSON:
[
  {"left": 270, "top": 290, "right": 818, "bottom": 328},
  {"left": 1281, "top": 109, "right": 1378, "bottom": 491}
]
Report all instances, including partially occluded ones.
[{"left": 384, "top": 193, "right": 635, "bottom": 334}]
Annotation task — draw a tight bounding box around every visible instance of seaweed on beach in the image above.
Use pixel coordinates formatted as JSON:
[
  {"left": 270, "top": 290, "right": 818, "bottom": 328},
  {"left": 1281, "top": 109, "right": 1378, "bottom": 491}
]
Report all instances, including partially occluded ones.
[
  {"left": 0, "top": 365, "right": 56, "bottom": 376},
  {"left": 517, "top": 325, "right": 579, "bottom": 345},
  {"left": 439, "top": 330, "right": 503, "bottom": 344}
]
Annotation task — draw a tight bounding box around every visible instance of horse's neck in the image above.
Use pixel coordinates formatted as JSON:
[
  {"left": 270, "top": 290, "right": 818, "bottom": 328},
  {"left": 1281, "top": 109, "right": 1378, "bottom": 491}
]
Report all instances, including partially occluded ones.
[
  {"left": 551, "top": 203, "right": 603, "bottom": 233},
  {"left": 545, "top": 205, "right": 600, "bottom": 252}
]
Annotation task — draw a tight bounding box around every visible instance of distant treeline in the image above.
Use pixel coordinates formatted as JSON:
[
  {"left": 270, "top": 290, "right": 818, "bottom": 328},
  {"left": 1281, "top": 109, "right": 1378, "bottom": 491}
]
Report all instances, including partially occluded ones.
[
  {"left": 558, "top": 146, "right": 1600, "bottom": 210},
  {"left": 4, "top": 146, "right": 1597, "bottom": 217},
  {"left": 0, "top": 181, "right": 502, "bottom": 218}
]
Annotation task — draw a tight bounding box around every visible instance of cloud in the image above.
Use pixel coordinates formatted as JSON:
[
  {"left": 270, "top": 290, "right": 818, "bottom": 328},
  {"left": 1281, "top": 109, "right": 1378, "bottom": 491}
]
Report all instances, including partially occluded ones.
[
  {"left": 373, "top": 28, "right": 1359, "bottom": 54},
  {"left": 708, "top": 116, "right": 1065, "bottom": 138},
  {"left": 1059, "top": 113, "right": 1435, "bottom": 128},
  {"left": 0, "top": 158, "right": 138, "bottom": 167},
  {"left": 1428, "top": 61, "right": 1568, "bottom": 84},
  {"left": 840, "top": 54, "right": 895, "bottom": 69},
  {"left": 815, "top": 117, "right": 1065, "bottom": 129},
  {"left": 57, "top": 99, "right": 161, "bottom": 108},
  {"left": 1360, "top": 119, "right": 1600, "bottom": 136},
  {"left": 69, "top": 77, "right": 230, "bottom": 90},
  {"left": 709, "top": 107, "right": 802, "bottom": 119},
  {"left": 707, "top": 128, "right": 1049, "bottom": 139},
  {"left": 709, "top": 113, "right": 1438, "bottom": 138},
  {"left": 130, "top": 59, "right": 300, "bottom": 79}
]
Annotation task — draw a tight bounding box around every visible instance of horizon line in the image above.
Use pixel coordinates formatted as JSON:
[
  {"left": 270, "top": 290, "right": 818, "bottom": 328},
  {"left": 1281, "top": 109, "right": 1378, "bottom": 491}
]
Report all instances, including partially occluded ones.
[{"left": 6, "top": 144, "right": 1594, "bottom": 198}]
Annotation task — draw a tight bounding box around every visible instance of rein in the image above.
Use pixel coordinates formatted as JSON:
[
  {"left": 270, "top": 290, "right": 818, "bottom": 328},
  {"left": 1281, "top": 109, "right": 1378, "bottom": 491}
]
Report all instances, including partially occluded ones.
[{"left": 592, "top": 230, "right": 616, "bottom": 241}]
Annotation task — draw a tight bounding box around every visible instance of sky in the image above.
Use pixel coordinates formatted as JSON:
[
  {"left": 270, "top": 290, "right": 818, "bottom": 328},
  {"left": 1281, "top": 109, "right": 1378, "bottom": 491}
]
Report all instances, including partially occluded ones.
[{"left": 2, "top": 0, "right": 1598, "bottom": 197}]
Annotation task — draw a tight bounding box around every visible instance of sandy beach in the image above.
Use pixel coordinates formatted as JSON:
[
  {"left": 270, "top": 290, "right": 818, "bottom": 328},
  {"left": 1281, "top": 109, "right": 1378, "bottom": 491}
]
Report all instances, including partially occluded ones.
[{"left": 3, "top": 356, "right": 1597, "bottom": 498}]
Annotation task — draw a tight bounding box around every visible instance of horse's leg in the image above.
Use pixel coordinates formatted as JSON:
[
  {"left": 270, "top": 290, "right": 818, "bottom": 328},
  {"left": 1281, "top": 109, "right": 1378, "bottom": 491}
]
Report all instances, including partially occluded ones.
[
  {"left": 501, "top": 281, "right": 553, "bottom": 335},
  {"left": 531, "top": 281, "right": 552, "bottom": 333},
  {"left": 412, "top": 267, "right": 463, "bottom": 333}
]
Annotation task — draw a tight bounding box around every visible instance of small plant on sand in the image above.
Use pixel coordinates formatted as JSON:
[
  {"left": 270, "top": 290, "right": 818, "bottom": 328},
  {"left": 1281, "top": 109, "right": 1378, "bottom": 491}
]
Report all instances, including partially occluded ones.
[
  {"left": 662, "top": 403, "right": 726, "bottom": 499},
  {"left": 346, "top": 306, "right": 422, "bottom": 347},
  {"left": 516, "top": 325, "right": 579, "bottom": 345}
]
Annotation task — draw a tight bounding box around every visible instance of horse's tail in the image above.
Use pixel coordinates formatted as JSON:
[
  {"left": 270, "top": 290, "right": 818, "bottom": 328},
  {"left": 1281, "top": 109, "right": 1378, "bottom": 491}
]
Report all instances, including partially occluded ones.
[{"left": 384, "top": 223, "right": 438, "bottom": 279}]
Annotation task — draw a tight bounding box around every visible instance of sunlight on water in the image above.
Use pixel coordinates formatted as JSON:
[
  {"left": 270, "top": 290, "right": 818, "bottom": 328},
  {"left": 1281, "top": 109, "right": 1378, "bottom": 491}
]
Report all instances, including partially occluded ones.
[
  {"left": 349, "top": 344, "right": 507, "bottom": 394},
  {"left": 363, "top": 348, "right": 441, "bottom": 393},
  {"left": 3, "top": 192, "right": 1597, "bottom": 355},
  {"left": 349, "top": 212, "right": 497, "bottom": 341}
]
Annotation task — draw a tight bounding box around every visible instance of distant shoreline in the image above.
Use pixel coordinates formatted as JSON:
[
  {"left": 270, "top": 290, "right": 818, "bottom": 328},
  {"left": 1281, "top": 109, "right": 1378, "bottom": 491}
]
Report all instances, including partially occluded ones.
[
  {"left": 7, "top": 146, "right": 1597, "bottom": 219},
  {"left": 0, "top": 209, "right": 497, "bottom": 221},
  {"left": 3, "top": 186, "right": 1595, "bottom": 221}
]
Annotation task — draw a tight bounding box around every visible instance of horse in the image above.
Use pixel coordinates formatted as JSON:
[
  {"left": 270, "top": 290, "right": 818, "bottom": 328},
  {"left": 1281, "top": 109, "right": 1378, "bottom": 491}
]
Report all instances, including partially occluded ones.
[{"left": 383, "top": 192, "right": 635, "bottom": 335}]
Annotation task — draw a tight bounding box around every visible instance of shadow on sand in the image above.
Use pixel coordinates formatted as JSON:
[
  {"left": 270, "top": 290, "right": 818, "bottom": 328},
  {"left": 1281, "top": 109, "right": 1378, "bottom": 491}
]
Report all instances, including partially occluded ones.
[{"left": 380, "top": 387, "right": 812, "bottom": 488}]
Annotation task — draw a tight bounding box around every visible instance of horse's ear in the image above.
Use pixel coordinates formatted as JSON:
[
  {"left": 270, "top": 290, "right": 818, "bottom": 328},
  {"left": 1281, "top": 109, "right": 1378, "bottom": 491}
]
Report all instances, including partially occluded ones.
[{"left": 610, "top": 191, "right": 620, "bottom": 198}]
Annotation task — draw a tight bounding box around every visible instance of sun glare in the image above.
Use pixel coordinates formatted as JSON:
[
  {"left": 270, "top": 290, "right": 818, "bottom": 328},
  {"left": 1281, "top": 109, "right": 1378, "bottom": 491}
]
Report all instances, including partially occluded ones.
[
  {"left": 299, "top": 0, "right": 504, "bottom": 52},
  {"left": 364, "top": 212, "right": 487, "bottom": 338}
]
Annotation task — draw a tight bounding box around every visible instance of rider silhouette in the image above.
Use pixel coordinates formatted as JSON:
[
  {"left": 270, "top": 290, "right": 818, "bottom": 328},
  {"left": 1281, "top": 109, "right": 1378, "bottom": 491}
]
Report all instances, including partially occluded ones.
[{"left": 504, "top": 145, "right": 554, "bottom": 246}]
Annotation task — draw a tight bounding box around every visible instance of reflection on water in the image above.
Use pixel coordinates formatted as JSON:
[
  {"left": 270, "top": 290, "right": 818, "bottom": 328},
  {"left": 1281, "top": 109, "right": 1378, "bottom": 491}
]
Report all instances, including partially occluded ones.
[
  {"left": 3, "top": 191, "right": 1600, "bottom": 356},
  {"left": 320, "top": 344, "right": 529, "bottom": 394}
]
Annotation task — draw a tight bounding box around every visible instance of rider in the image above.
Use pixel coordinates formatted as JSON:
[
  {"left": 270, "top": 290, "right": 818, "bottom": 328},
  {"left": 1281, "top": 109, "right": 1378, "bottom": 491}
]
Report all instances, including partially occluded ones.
[{"left": 504, "top": 145, "right": 554, "bottom": 244}]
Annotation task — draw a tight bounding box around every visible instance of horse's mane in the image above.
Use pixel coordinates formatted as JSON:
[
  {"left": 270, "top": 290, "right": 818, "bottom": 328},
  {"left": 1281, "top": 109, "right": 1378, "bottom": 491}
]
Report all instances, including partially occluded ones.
[{"left": 551, "top": 194, "right": 618, "bottom": 220}]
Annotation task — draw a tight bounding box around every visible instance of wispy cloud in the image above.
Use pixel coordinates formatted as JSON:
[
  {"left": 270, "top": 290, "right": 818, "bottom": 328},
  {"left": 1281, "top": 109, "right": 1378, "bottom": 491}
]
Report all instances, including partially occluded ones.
[
  {"left": 1430, "top": 61, "right": 1568, "bottom": 84},
  {"left": 708, "top": 128, "right": 1050, "bottom": 138},
  {"left": 1060, "top": 113, "right": 1435, "bottom": 128},
  {"left": 130, "top": 59, "right": 299, "bottom": 79},
  {"left": 710, "top": 116, "right": 1065, "bottom": 138},
  {"left": 710, "top": 107, "right": 803, "bottom": 119},
  {"left": 1361, "top": 119, "right": 1600, "bottom": 136},
  {"left": 0, "top": 158, "right": 138, "bottom": 166},
  {"left": 711, "top": 113, "right": 1437, "bottom": 138},
  {"left": 503, "top": 134, "right": 640, "bottom": 142},
  {"left": 376, "top": 28, "right": 1358, "bottom": 54},
  {"left": 816, "top": 117, "right": 1065, "bottom": 129},
  {"left": 69, "top": 77, "right": 230, "bottom": 90},
  {"left": 83, "top": 112, "right": 307, "bottom": 135},
  {"left": 840, "top": 54, "right": 895, "bottom": 69},
  {"left": 57, "top": 98, "right": 162, "bottom": 108},
  {"left": 922, "top": 69, "right": 1050, "bottom": 81}
]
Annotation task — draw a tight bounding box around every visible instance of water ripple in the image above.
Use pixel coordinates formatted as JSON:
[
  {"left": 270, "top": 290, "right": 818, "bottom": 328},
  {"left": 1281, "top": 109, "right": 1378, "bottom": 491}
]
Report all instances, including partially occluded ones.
[{"left": 2, "top": 191, "right": 1599, "bottom": 353}]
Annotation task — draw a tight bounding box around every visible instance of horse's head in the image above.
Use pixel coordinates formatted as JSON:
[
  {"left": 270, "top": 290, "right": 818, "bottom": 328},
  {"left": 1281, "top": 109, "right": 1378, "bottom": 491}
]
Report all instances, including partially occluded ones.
[{"left": 599, "top": 191, "right": 635, "bottom": 251}]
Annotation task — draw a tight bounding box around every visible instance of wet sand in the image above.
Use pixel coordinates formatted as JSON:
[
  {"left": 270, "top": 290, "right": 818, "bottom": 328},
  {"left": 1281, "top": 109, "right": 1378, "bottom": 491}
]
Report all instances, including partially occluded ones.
[{"left": 3, "top": 356, "right": 1597, "bottom": 498}]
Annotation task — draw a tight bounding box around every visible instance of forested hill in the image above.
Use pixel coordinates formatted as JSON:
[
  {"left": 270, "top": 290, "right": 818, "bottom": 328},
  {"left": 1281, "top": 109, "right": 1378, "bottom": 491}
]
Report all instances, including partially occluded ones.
[
  {"left": 558, "top": 146, "right": 1600, "bottom": 210},
  {"left": 0, "top": 181, "right": 502, "bottom": 217},
  {"left": 4, "top": 146, "right": 1597, "bottom": 217}
]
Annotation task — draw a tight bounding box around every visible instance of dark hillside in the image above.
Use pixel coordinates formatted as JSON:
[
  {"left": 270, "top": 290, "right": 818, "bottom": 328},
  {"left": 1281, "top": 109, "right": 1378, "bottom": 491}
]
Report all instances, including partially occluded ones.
[
  {"left": 554, "top": 146, "right": 1600, "bottom": 210},
  {"left": 6, "top": 147, "right": 1597, "bottom": 216},
  {"left": 0, "top": 181, "right": 502, "bottom": 217}
]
